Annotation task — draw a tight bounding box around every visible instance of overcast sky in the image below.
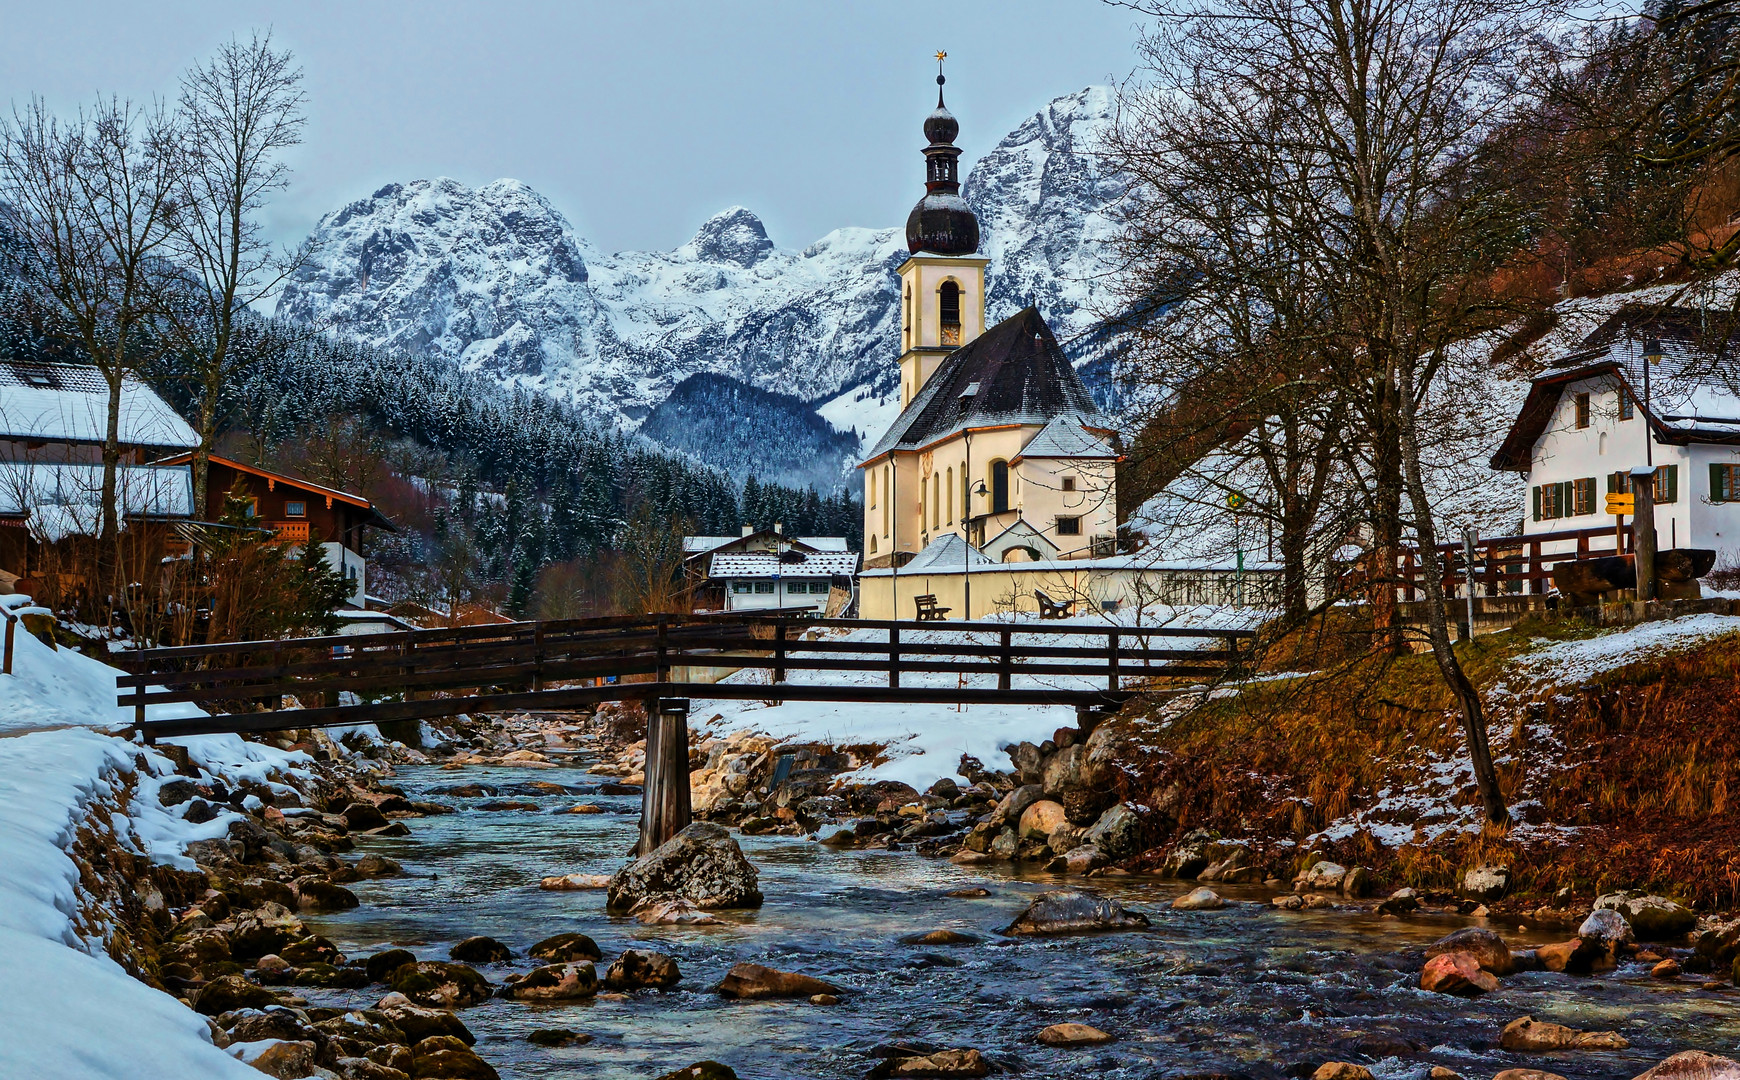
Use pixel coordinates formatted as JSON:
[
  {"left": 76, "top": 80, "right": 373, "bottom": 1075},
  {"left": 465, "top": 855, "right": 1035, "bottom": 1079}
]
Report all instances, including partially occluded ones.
[{"left": 3, "top": 1, "right": 1146, "bottom": 253}]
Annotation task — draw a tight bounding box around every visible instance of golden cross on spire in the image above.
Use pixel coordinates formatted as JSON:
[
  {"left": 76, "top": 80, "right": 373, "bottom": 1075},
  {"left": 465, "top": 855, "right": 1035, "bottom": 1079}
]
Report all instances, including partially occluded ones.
[{"left": 936, "top": 50, "right": 947, "bottom": 69}]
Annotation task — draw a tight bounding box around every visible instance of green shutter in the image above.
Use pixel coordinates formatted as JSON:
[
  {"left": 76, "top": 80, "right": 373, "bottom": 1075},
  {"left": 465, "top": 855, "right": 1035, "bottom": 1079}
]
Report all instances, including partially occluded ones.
[
  {"left": 1583, "top": 477, "right": 1596, "bottom": 515},
  {"left": 1532, "top": 485, "right": 1541, "bottom": 521},
  {"left": 1560, "top": 481, "right": 1573, "bottom": 518},
  {"left": 1713, "top": 463, "right": 1728, "bottom": 504},
  {"left": 1666, "top": 464, "right": 1679, "bottom": 504}
]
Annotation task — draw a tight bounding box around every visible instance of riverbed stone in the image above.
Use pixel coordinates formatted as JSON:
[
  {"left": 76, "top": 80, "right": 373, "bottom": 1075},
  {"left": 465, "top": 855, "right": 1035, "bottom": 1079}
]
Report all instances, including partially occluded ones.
[
  {"left": 508, "top": 961, "right": 599, "bottom": 1001},
  {"left": 241, "top": 1038, "right": 318, "bottom": 1079},
  {"left": 1536, "top": 937, "right": 1607, "bottom": 974},
  {"left": 1378, "top": 888, "right": 1420, "bottom": 915},
  {"left": 1003, "top": 889, "right": 1150, "bottom": 936},
  {"left": 333, "top": 1057, "right": 408, "bottom": 1080},
  {"left": 1629, "top": 1051, "right": 1740, "bottom": 1080},
  {"left": 901, "top": 929, "right": 980, "bottom": 945},
  {"left": 1082, "top": 803, "right": 1145, "bottom": 860},
  {"left": 632, "top": 898, "right": 725, "bottom": 925},
  {"left": 1313, "top": 1065, "right": 1373, "bottom": 1080},
  {"left": 1172, "top": 887, "right": 1227, "bottom": 911},
  {"left": 365, "top": 949, "right": 417, "bottom": 983},
  {"left": 1295, "top": 861, "right": 1348, "bottom": 893},
  {"left": 868, "top": 1048, "right": 993, "bottom": 1078},
  {"left": 293, "top": 876, "right": 359, "bottom": 913},
  {"left": 1652, "top": 958, "right": 1682, "bottom": 978},
  {"left": 374, "top": 993, "right": 475, "bottom": 1044},
  {"left": 1500, "top": 1016, "right": 1629, "bottom": 1051},
  {"left": 386, "top": 961, "right": 493, "bottom": 1007},
  {"left": 653, "top": 1064, "right": 738, "bottom": 1080},
  {"left": 224, "top": 1007, "right": 320, "bottom": 1044},
  {"left": 528, "top": 932, "right": 601, "bottom": 962},
  {"left": 606, "top": 822, "right": 762, "bottom": 912},
  {"left": 352, "top": 854, "right": 403, "bottom": 877},
  {"left": 1419, "top": 952, "right": 1498, "bottom": 996},
  {"left": 1492, "top": 1071, "right": 1568, "bottom": 1080},
  {"left": 1037, "top": 1022, "right": 1114, "bottom": 1047},
  {"left": 1425, "top": 928, "right": 1514, "bottom": 976},
  {"left": 527, "top": 1029, "right": 591, "bottom": 1047},
  {"left": 604, "top": 949, "right": 681, "bottom": 990},
  {"left": 1579, "top": 907, "right": 1635, "bottom": 961},
  {"left": 279, "top": 935, "right": 342, "bottom": 966},
  {"left": 1018, "top": 799, "right": 1068, "bottom": 841},
  {"left": 539, "top": 873, "right": 611, "bottom": 890},
  {"left": 715, "top": 962, "right": 839, "bottom": 1000},
  {"left": 342, "top": 802, "right": 389, "bottom": 830},
  {"left": 1461, "top": 864, "right": 1511, "bottom": 902},
  {"left": 411, "top": 1036, "right": 499, "bottom": 1080},
  {"left": 449, "top": 936, "right": 512, "bottom": 964},
  {"left": 195, "top": 974, "right": 281, "bottom": 1014},
  {"left": 229, "top": 902, "right": 307, "bottom": 958},
  {"left": 1594, "top": 892, "right": 1697, "bottom": 940}
]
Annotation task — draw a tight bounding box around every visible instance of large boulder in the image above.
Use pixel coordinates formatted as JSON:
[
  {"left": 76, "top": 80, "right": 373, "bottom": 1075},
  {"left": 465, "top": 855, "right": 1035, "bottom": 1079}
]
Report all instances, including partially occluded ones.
[
  {"left": 507, "top": 961, "right": 599, "bottom": 1001},
  {"left": 1594, "top": 892, "right": 1697, "bottom": 940},
  {"left": 1425, "top": 928, "right": 1514, "bottom": 976},
  {"left": 292, "top": 876, "right": 359, "bottom": 913},
  {"left": 605, "top": 822, "right": 762, "bottom": 912},
  {"left": 1419, "top": 952, "right": 1498, "bottom": 996},
  {"left": 1082, "top": 803, "right": 1145, "bottom": 861},
  {"left": 1172, "top": 887, "right": 1226, "bottom": 911},
  {"left": 605, "top": 949, "right": 681, "bottom": 990},
  {"left": 229, "top": 902, "right": 307, "bottom": 959},
  {"left": 1630, "top": 1052, "right": 1740, "bottom": 1080},
  {"left": 365, "top": 949, "right": 417, "bottom": 983},
  {"left": 1295, "top": 861, "right": 1348, "bottom": 893},
  {"left": 1018, "top": 800, "right": 1068, "bottom": 842},
  {"left": 1002, "top": 890, "right": 1150, "bottom": 936},
  {"left": 195, "top": 974, "right": 280, "bottom": 1014},
  {"left": 715, "top": 962, "right": 838, "bottom": 1000},
  {"left": 240, "top": 1039, "right": 318, "bottom": 1079},
  {"left": 1461, "top": 864, "right": 1511, "bottom": 902},
  {"left": 527, "top": 932, "right": 602, "bottom": 962},
  {"left": 386, "top": 961, "right": 493, "bottom": 1007},
  {"left": 1037, "top": 1023, "right": 1114, "bottom": 1047},
  {"left": 411, "top": 1035, "right": 499, "bottom": 1080},
  {"left": 1500, "top": 1016, "right": 1629, "bottom": 1051},
  {"left": 869, "top": 1048, "right": 993, "bottom": 1078},
  {"left": 449, "top": 936, "right": 512, "bottom": 964},
  {"left": 996, "top": 784, "right": 1047, "bottom": 823},
  {"left": 374, "top": 993, "right": 476, "bottom": 1044},
  {"left": 1579, "top": 907, "right": 1635, "bottom": 961}
]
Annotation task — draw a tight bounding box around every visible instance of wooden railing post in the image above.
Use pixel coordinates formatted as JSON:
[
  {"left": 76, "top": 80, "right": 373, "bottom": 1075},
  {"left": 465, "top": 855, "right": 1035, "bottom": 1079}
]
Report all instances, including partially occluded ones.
[
  {"left": 639, "top": 697, "right": 692, "bottom": 855},
  {"left": 772, "top": 619, "right": 787, "bottom": 684},
  {"left": 888, "top": 625, "right": 900, "bottom": 689},
  {"left": 998, "top": 627, "right": 1012, "bottom": 691},
  {"left": 654, "top": 613, "right": 670, "bottom": 688},
  {"left": 1107, "top": 629, "right": 1120, "bottom": 692},
  {"left": 2, "top": 609, "right": 14, "bottom": 676},
  {"left": 1529, "top": 540, "right": 1543, "bottom": 596}
]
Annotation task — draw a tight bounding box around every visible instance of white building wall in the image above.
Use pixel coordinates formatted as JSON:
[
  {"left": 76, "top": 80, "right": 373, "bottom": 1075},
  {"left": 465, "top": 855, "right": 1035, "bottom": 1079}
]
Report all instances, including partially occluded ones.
[{"left": 321, "top": 541, "right": 366, "bottom": 608}]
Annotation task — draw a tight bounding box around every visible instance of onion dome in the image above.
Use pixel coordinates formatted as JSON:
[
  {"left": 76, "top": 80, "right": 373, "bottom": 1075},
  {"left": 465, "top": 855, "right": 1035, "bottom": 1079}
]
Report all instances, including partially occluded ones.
[{"left": 905, "top": 68, "right": 979, "bottom": 256}]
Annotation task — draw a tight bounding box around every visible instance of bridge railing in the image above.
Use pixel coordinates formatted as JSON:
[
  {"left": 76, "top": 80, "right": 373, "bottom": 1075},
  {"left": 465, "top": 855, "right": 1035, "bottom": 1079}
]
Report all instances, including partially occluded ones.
[{"left": 118, "top": 612, "right": 1258, "bottom": 740}]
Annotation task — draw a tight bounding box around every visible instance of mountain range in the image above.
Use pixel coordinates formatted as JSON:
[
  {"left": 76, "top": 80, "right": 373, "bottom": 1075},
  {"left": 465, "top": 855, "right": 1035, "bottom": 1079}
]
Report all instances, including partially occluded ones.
[{"left": 276, "top": 87, "right": 1126, "bottom": 488}]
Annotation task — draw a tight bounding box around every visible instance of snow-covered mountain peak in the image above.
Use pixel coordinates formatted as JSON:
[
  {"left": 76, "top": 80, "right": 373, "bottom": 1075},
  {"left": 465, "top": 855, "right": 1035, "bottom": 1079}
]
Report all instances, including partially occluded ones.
[{"left": 680, "top": 206, "right": 775, "bottom": 267}]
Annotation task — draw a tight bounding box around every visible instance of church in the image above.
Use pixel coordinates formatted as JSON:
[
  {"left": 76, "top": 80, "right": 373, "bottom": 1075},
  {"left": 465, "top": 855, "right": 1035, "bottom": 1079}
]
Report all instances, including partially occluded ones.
[{"left": 857, "top": 68, "right": 1124, "bottom": 618}]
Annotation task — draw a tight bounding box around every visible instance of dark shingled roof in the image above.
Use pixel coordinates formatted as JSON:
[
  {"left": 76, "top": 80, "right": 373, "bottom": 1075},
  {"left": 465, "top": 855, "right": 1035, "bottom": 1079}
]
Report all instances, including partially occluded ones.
[{"left": 866, "top": 306, "right": 1110, "bottom": 460}]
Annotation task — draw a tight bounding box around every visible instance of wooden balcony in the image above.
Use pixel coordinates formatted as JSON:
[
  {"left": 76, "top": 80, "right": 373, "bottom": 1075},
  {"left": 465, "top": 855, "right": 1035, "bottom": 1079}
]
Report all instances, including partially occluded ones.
[{"left": 273, "top": 520, "right": 311, "bottom": 543}]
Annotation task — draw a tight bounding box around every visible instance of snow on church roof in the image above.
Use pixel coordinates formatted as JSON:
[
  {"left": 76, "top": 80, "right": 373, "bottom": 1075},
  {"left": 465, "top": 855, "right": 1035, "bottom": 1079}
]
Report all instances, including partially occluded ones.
[
  {"left": 899, "top": 532, "right": 993, "bottom": 573},
  {"left": 0, "top": 360, "right": 198, "bottom": 449}
]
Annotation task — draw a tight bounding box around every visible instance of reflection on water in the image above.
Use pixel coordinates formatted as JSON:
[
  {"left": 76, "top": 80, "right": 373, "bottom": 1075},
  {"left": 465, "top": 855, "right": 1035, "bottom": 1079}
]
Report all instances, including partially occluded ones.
[{"left": 303, "top": 765, "right": 1739, "bottom": 1079}]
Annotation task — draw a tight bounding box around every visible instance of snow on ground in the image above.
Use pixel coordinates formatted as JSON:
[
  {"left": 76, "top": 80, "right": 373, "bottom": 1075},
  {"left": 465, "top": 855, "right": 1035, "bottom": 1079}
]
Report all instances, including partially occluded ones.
[
  {"left": 0, "top": 613, "right": 311, "bottom": 1078},
  {"left": 1511, "top": 612, "right": 1740, "bottom": 689},
  {"left": 693, "top": 605, "right": 1266, "bottom": 788}
]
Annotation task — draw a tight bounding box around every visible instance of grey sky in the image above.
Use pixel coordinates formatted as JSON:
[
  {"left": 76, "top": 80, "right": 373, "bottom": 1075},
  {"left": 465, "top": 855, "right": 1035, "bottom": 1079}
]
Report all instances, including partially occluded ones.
[{"left": 3, "top": 1, "right": 1145, "bottom": 253}]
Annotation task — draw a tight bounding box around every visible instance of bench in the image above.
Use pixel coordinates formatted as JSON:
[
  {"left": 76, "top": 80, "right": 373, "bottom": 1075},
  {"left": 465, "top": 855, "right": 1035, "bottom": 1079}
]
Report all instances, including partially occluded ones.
[
  {"left": 1034, "top": 589, "right": 1073, "bottom": 619},
  {"left": 913, "top": 594, "right": 951, "bottom": 621}
]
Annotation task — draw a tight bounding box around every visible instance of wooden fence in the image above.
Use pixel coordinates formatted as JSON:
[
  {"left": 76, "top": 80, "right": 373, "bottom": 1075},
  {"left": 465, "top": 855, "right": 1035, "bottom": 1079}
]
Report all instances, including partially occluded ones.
[
  {"left": 1392, "top": 524, "right": 1632, "bottom": 599},
  {"left": 117, "top": 612, "right": 1257, "bottom": 740}
]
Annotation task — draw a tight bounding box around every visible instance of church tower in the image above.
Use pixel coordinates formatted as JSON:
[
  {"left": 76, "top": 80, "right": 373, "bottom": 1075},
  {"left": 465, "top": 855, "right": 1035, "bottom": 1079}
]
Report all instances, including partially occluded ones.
[{"left": 896, "top": 56, "right": 989, "bottom": 410}]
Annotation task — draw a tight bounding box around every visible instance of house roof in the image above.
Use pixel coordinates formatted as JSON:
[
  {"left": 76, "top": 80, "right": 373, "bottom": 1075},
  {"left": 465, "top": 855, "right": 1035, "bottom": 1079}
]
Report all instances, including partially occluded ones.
[
  {"left": 899, "top": 532, "right": 994, "bottom": 573},
  {"left": 1491, "top": 305, "right": 1740, "bottom": 470},
  {"left": 149, "top": 453, "right": 396, "bottom": 530},
  {"left": 682, "top": 532, "right": 848, "bottom": 557},
  {"left": 0, "top": 462, "right": 193, "bottom": 540},
  {"left": 864, "top": 306, "right": 1110, "bottom": 461},
  {"left": 0, "top": 360, "right": 198, "bottom": 449},
  {"left": 1012, "top": 415, "right": 1118, "bottom": 461},
  {"left": 708, "top": 551, "right": 860, "bottom": 579}
]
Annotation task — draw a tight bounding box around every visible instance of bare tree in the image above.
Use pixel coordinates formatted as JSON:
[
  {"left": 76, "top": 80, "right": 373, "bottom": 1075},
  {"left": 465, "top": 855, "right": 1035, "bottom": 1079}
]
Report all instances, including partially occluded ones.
[
  {"left": 0, "top": 96, "right": 182, "bottom": 548},
  {"left": 166, "top": 32, "right": 309, "bottom": 513}
]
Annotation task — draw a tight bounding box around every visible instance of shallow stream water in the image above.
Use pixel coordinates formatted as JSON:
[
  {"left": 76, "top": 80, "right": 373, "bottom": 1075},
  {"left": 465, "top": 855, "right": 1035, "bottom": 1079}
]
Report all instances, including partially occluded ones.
[{"left": 301, "top": 761, "right": 1739, "bottom": 1080}]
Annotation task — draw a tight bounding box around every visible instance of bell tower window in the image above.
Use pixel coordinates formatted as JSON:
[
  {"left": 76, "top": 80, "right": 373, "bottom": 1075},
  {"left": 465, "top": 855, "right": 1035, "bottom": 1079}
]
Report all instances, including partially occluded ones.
[{"left": 939, "top": 281, "right": 962, "bottom": 346}]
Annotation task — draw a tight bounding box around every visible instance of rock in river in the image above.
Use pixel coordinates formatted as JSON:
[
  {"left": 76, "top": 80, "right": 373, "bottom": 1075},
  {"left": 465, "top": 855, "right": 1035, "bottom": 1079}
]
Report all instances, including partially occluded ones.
[
  {"left": 528, "top": 932, "right": 602, "bottom": 962},
  {"left": 375, "top": 992, "right": 476, "bottom": 1044},
  {"left": 1425, "top": 928, "right": 1514, "bottom": 976},
  {"left": 1461, "top": 863, "right": 1511, "bottom": 902},
  {"left": 508, "top": 961, "right": 600, "bottom": 1001},
  {"left": 1003, "top": 889, "right": 1150, "bottom": 936},
  {"left": 194, "top": 974, "right": 280, "bottom": 1014},
  {"left": 1594, "top": 891, "right": 1697, "bottom": 940},
  {"left": 1037, "top": 1022, "right": 1114, "bottom": 1047},
  {"left": 449, "top": 936, "right": 513, "bottom": 964},
  {"left": 655, "top": 1064, "right": 738, "bottom": 1080},
  {"left": 716, "top": 962, "right": 839, "bottom": 1000},
  {"left": 1172, "top": 887, "right": 1226, "bottom": 911},
  {"left": 868, "top": 1048, "right": 993, "bottom": 1078},
  {"left": 1419, "top": 952, "right": 1498, "bottom": 996},
  {"left": 605, "top": 948, "right": 681, "bottom": 990},
  {"left": 1500, "top": 1016, "right": 1629, "bottom": 1051},
  {"left": 606, "top": 822, "right": 762, "bottom": 912},
  {"left": 540, "top": 873, "right": 612, "bottom": 891},
  {"left": 1629, "top": 1051, "right": 1740, "bottom": 1080},
  {"left": 412, "top": 1035, "right": 500, "bottom": 1080},
  {"left": 386, "top": 961, "right": 493, "bottom": 1007}
]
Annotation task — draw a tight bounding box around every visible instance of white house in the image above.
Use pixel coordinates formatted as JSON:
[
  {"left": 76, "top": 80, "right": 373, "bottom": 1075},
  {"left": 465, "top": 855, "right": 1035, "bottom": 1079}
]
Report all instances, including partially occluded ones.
[
  {"left": 1491, "top": 305, "right": 1740, "bottom": 568},
  {"left": 682, "top": 528, "right": 859, "bottom": 613}
]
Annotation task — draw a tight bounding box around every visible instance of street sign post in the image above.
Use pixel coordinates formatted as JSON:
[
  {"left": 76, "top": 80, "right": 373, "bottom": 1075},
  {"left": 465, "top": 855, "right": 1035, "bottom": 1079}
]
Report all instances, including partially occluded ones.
[{"left": 1604, "top": 492, "right": 1634, "bottom": 515}]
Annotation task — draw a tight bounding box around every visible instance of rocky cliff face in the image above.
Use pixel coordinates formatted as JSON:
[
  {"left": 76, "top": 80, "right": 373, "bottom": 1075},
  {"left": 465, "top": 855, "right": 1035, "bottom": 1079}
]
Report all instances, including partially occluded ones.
[{"left": 277, "top": 87, "right": 1125, "bottom": 480}]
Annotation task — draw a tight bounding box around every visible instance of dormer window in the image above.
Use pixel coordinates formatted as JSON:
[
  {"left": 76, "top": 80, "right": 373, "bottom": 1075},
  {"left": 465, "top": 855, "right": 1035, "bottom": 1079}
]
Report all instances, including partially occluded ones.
[{"left": 940, "top": 281, "right": 962, "bottom": 346}]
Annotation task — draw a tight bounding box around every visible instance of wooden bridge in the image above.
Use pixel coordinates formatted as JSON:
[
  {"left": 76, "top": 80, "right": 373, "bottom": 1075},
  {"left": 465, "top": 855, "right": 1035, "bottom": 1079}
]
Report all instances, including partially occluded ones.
[{"left": 118, "top": 612, "right": 1253, "bottom": 853}]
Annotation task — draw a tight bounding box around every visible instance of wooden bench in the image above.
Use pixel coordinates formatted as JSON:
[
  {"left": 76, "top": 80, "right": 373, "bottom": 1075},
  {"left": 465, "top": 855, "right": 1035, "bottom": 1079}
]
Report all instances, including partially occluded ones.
[
  {"left": 913, "top": 594, "right": 951, "bottom": 621},
  {"left": 1034, "top": 589, "right": 1073, "bottom": 619}
]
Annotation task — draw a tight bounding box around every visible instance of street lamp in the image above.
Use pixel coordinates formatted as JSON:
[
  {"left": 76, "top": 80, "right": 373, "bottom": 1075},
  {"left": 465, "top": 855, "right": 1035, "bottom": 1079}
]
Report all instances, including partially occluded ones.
[
  {"left": 1642, "top": 335, "right": 1662, "bottom": 469},
  {"left": 968, "top": 479, "right": 988, "bottom": 619}
]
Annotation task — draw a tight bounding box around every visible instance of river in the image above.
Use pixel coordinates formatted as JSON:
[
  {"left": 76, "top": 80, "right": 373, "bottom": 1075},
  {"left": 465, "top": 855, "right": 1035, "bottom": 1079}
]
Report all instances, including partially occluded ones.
[{"left": 297, "top": 761, "right": 1738, "bottom": 1080}]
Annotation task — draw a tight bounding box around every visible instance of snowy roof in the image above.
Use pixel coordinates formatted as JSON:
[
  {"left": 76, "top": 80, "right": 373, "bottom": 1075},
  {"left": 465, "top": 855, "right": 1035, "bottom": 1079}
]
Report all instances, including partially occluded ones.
[
  {"left": 899, "top": 532, "right": 994, "bottom": 573},
  {"left": 1493, "top": 305, "right": 1740, "bottom": 468},
  {"left": 863, "top": 550, "right": 1282, "bottom": 577},
  {"left": 865, "top": 307, "right": 1110, "bottom": 460},
  {"left": 684, "top": 533, "right": 851, "bottom": 556},
  {"left": 0, "top": 361, "right": 198, "bottom": 449},
  {"left": 0, "top": 462, "right": 193, "bottom": 540},
  {"left": 708, "top": 551, "right": 859, "bottom": 579},
  {"left": 1013, "top": 415, "right": 1118, "bottom": 460}
]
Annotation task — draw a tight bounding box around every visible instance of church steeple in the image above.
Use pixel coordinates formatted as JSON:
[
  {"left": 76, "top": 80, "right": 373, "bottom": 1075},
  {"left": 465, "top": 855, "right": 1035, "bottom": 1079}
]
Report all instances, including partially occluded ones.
[{"left": 905, "top": 53, "right": 979, "bottom": 256}]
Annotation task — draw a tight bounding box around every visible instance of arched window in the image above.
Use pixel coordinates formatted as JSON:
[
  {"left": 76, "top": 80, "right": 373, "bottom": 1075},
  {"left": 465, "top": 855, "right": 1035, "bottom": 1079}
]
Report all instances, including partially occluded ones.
[
  {"left": 945, "top": 467, "right": 954, "bottom": 524},
  {"left": 932, "top": 473, "right": 941, "bottom": 529},
  {"left": 870, "top": 534, "right": 878, "bottom": 554},
  {"left": 881, "top": 466, "right": 891, "bottom": 535},
  {"left": 939, "top": 281, "right": 961, "bottom": 345},
  {"left": 990, "top": 460, "right": 1009, "bottom": 513}
]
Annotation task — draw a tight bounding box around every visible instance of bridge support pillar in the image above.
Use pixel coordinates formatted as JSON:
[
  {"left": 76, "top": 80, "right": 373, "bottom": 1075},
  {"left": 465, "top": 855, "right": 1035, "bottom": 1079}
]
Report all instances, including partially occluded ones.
[{"left": 638, "top": 698, "right": 692, "bottom": 856}]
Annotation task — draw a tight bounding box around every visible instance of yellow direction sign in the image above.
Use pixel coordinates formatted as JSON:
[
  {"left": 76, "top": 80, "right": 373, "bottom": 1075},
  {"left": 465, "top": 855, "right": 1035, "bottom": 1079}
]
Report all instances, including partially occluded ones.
[{"left": 1606, "top": 492, "right": 1635, "bottom": 515}]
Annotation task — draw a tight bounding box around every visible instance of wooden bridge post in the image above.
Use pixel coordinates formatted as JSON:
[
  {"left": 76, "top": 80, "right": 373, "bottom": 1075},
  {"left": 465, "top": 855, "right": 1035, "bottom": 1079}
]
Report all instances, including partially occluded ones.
[
  {"left": 888, "top": 625, "right": 900, "bottom": 689},
  {"left": 2, "top": 609, "right": 14, "bottom": 676},
  {"left": 1107, "top": 630, "right": 1120, "bottom": 692},
  {"left": 773, "top": 619, "right": 787, "bottom": 684},
  {"left": 638, "top": 697, "right": 692, "bottom": 855},
  {"left": 998, "top": 627, "right": 1012, "bottom": 691}
]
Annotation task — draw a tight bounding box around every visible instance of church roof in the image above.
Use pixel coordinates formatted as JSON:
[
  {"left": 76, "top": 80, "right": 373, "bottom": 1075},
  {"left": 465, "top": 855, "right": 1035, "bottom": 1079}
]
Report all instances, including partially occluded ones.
[
  {"left": 865, "top": 307, "right": 1109, "bottom": 461},
  {"left": 1014, "top": 416, "right": 1118, "bottom": 461},
  {"left": 900, "top": 532, "right": 993, "bottom": 573}
]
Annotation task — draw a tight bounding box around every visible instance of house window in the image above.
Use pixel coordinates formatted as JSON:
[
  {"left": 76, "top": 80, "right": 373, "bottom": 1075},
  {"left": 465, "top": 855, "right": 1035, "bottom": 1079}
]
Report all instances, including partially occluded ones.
[
  {"left": 1653, "top": 464, "right": 1679, "bottom": 504},
  {"left": 732, "top": 581, "right": 752, "bottom": 594},
  {"left": 1572, "top": 476, "right": 1595, "bottom": 516},
  {"left": 989, "top": 460, "right": 1009, "bottom": 513},
  {"left": 1575, "top": 392, "right": 1591, "bottom": 429},
  {"left": 1056, "top": 515, "right": 1082, "bottom": 535},
  {"left": 1061, "top": 476, "right": 1076, "bottom": 492},
  {"left": 285, "top": 500, "right": 307, "bottom": 517},
  {"left": 754, "top": 581, "right": 775, "bottom": 594},
  {"left": 1534, "top": 482, "right": 1566, "bottom": 520},
  {"left": 1618, "top": 385, "right": 1634, "bottom": 420},
  {"left": 243, "top": 497, "right": 258, "bottom": 518},
  {"left": 1712, "top": 463, "right": 1740, "bottom": 503},
  {"left": 810, "top": 581, "right": 831, "bottom": 594}
]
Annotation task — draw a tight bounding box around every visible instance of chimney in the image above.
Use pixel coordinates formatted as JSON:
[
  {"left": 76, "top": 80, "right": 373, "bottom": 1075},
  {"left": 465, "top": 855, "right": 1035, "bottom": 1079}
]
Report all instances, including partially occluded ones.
[
  {"left": 774, "top": 522, "right": 783, "bottom": 535},
  {"left": 741, "top": 524, "right": 753, "bottom": 537}
]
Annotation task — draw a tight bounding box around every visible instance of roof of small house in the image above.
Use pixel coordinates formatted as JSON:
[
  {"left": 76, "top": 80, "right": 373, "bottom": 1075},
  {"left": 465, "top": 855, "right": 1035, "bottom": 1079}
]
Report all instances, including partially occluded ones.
[
  {"left": 708, "top": 550, "right": 860, "bottom": 579},
  {"left": 1491, "top": 305, "right": 1740, "bottom": 470},
  {"left": 899, "top": 532, "right": 994, "bottom": 573},
  {"left": 0, "top": 462, "right": 193, "bottom": 540},
  {"left": 150, "top": 453, "right": 396, "bottom": 530},
  {"left": 682, "top": 533, "right": 849, "bottom": 556},
  {"left": 864, "top": 307, "right": 1110, "bottom": 461},
  {"left": 0, "top": 360, "right": 198, "bottom": 449}
]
